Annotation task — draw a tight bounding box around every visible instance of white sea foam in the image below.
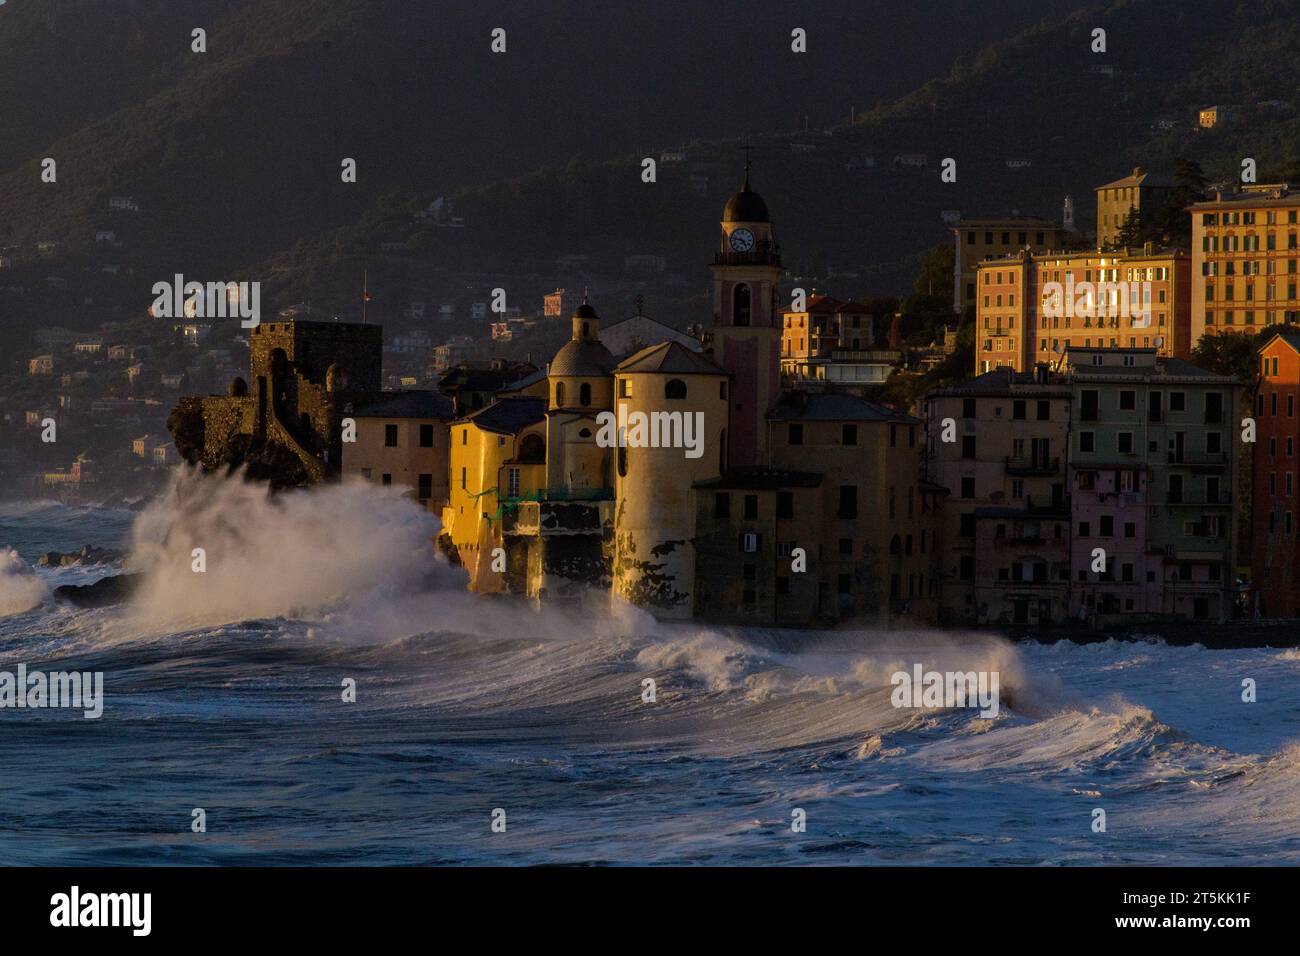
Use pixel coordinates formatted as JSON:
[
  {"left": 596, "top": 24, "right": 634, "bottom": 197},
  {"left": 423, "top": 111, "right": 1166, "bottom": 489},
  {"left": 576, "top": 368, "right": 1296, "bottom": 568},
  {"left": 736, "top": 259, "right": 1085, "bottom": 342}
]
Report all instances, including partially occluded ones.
[
  {"left": 0, "top": 547, "right": 49, "bottom": 616},
  {"left": 116, "top": 467, "right": 463, "bottom": 636},
  {"left": 3, "top": 477, "right": 1295, "bottom": 864}
]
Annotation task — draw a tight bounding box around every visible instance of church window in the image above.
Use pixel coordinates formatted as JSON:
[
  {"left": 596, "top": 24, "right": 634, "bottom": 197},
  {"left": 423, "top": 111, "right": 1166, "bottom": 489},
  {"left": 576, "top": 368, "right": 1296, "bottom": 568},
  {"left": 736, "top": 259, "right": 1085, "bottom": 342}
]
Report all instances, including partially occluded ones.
[
  {"left": 555, "top": 382, "right": 566, "bottom": 405},
  {"left": 580, "top": 382, "right": 592, "bottom": 406},
  {"left": 665, "top": 379, "right": 687, "bottom": 400},
  {"left": 734, "top": 284, "right": 752, "bottom": 326},
  {"left": 518, "top": 433, "right": 546, "bottom": 464}
]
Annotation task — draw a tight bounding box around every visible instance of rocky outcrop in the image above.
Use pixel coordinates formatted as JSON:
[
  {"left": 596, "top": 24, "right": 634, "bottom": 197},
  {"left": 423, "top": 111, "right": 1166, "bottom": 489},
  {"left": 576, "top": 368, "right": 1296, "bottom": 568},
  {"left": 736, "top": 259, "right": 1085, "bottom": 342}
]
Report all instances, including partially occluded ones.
[
  {"left": 53, "top": 573, "right": 143, "bottom": 608},
  {"left": 37, "top": 545, "right": 125, "bottom": 567}
]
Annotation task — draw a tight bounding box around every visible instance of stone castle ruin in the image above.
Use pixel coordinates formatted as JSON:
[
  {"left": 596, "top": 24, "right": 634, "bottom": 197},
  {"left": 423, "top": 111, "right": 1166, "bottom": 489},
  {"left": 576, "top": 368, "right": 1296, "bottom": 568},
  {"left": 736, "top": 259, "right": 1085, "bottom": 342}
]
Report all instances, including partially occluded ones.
[{"left": 168, "top": 320, "right": 382, "bottom": 486}]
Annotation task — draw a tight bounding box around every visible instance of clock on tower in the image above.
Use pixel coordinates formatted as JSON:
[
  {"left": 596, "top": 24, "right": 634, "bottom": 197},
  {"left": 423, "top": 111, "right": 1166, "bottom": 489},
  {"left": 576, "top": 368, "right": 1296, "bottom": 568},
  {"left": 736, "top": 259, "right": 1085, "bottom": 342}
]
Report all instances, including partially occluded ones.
[{"left": 708, "top": 163, "right": 783, "bottom": 468}]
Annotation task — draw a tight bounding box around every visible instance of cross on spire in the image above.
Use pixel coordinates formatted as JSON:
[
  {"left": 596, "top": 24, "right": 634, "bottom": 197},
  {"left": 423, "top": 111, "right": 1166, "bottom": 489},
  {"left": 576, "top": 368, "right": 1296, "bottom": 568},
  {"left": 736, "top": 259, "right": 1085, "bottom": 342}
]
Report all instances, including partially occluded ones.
[{"left": 741, "top": 142, "right": 753, "bottom": 187}]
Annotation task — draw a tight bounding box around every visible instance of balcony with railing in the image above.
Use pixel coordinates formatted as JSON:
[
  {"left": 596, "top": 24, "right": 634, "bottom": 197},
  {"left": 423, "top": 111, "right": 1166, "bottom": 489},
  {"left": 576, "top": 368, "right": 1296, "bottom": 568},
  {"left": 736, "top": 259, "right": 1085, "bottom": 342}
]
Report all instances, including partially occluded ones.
[
  {"left": 1165, "top": 490, "right": 1233, "bottom": 507},
  {"left": 1005, "top": 455, "right": 1060, "bottom": 476},
  {"left": 829, "top": 348, "right": 902, "bottom": 363},
  {"left": 498, "top": 487, "right": 615, "bottom": 535},
  {"left": 1166, "top": 450, "right": 1228, "bottom": 467},
  {"left": 713, "top": 248, "right": 781, "bottom": 267}
]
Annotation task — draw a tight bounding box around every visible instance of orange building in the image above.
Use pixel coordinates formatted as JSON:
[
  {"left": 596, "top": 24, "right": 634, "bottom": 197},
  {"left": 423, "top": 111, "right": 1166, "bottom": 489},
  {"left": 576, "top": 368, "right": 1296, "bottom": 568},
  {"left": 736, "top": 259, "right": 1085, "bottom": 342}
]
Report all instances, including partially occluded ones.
[
  {"left": 780, "top": 295, "right": 877, "bottom": 372},
  {"left": 1251, "top": 331, "right": 1300, "bottom": 617},
  {"left": 1189, "top": 184, "right": 1300, "bottom": 346},
  {"left": 975, "top": 247, "right": 1191, "bottom": 374}
]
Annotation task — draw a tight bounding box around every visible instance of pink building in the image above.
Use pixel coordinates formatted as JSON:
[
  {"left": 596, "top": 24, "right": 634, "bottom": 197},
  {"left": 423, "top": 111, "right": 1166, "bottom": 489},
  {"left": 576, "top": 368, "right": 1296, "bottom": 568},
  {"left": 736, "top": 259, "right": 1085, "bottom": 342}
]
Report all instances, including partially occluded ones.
[{"left": 1068, "top": 463, "right": 1155, "bottom": 618}]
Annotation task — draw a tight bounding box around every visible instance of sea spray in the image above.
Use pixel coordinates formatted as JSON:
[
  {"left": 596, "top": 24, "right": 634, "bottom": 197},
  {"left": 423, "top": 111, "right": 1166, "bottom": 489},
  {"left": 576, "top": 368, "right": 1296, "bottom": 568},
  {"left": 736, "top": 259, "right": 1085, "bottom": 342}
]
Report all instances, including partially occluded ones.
[
  {"left": 4, "top": 494, "right": 1300, "bottom": 864},
  {"left": 118, "top": 467, "right": 464, "bottom": 635},
  {"left": 112, "top": 467, "right": 636, "bottom": 646},
  {"left": 0, "top": 547, "right": 49, "bottom": 616}
]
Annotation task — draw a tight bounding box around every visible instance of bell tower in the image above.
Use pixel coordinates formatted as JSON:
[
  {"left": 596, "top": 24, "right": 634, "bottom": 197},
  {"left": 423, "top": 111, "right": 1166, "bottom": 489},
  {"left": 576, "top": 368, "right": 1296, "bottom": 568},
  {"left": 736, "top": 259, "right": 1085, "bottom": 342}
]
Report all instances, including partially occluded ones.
[{"left": 708, "top": 159, "right": 782, "bottom": 469}]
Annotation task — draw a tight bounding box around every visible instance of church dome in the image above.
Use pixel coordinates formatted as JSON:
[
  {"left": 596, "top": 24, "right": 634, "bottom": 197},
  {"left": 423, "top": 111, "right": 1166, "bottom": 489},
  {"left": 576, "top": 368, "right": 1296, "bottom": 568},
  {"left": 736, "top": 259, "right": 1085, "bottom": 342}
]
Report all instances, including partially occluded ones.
[
  {"left": 723, "top": 172, "right": 769, "bottom": 223},
  {"left": 551, "top": 299, "right": 616, "bottom": 377},
  {"left": 552, "top": 338, "right": 615, "bottom": 377}
]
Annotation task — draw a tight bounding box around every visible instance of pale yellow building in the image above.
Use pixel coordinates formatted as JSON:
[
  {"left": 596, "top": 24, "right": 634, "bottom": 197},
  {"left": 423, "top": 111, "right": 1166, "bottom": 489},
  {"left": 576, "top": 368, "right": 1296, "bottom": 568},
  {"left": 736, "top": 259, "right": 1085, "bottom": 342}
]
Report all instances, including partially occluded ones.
[
  {"left": 1189, "top": 183, "right": 1300, "bottom": 346},
  {"left": 611, "top": 340, "right": 728, "bottom": 618},
  {"left": 767, "top": 392, "right": 939, "bottom": 623},
  {"left": 341, "top": 391, "right": 455, "bottom": 511},
  {"left": 1095, "top": 166, "right": 1170, "bottom": 248}
]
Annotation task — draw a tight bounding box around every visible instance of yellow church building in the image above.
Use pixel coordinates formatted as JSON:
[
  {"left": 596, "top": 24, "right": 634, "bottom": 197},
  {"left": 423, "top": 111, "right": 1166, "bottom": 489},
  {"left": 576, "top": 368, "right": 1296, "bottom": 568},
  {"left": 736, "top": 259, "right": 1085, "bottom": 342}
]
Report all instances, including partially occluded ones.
[{"left": 437, "top": 169, "right": 940, "bottom": 626}]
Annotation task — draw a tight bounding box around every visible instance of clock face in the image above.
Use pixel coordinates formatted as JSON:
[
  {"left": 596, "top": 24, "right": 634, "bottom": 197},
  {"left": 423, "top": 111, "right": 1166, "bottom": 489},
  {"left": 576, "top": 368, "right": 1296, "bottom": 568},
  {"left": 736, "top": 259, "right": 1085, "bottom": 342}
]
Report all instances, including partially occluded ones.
[{"left": 729, "top": 228, "right": 755, "bottom": 252}]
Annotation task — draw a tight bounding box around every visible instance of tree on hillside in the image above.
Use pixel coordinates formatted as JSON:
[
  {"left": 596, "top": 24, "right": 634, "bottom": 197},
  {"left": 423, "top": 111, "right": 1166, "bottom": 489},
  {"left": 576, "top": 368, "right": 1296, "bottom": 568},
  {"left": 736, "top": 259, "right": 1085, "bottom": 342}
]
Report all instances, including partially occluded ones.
[
  {"left": 1114, "top": 205, "right": 1144, "bottom": 249},
  {"left": 1265, "top": 159, "right": 1300, "bottom": 183},
  {"left": 1192, "top": 332, "right": 1254, "bottom": 380},
  {"left": 913, "top": 242, "right": 954, "bottom": 298},
  {"left": 1189, "top": 325, "right": 1286, "bottom": 382},
  {"left": 872, "top": 317, "right": 975, "bottom": 411},
  {"left": 1150, "top": 157, "right": 1208, "bottom": 247},
  {"left": 900, "top": 293, "right": 954, "bottom": 344}
]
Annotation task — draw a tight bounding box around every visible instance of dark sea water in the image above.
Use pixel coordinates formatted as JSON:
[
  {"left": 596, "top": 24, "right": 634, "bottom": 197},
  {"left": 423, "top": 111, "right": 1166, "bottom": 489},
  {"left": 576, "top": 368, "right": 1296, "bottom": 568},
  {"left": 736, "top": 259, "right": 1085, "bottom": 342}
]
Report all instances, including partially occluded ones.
[{"left": 1, "top": 479, "right": 1298, "bottom": 866}]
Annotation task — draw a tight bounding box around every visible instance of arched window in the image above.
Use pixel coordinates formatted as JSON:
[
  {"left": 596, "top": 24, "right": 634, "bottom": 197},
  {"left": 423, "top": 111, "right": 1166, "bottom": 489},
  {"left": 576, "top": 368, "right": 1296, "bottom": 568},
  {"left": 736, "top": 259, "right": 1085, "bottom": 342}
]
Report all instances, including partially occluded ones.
[
  {"left": 734, "top": 283, "right": 751, "bottom": 326},
  {"left": 555, "top": 382, "right": 566, "bottom": 405},
  {"left": 718, "top": 428, "right": 727, "bottom": 474},
  {"left": 518, "top": 433, "right": 545, "bottom": 464},
  {"left": 664, "top": 378, "right": 687, "bottom": 400},
  {"left": 889, "top": 534, "right": 902, "bottom": 555},
  {"left": 579, "top": 382, "right": 592, "bottom": 407}
]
